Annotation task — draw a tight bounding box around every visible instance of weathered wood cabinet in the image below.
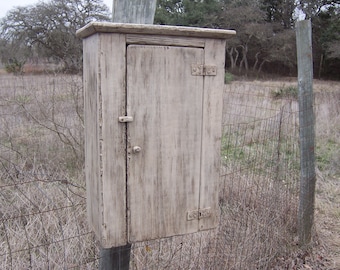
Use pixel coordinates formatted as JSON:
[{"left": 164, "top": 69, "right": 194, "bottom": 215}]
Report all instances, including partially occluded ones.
[{"left": 77, "top": 22, "right": 235, "bottom": 248}]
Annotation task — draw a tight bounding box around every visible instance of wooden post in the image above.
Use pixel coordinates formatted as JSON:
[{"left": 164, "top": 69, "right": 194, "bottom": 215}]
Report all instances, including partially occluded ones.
[
  {"left": 112, "top": 0, "right": 157, "bottom": 24},
  {"left": 99, "top": 1, "right": 157, "bottom": 269},
  {"left": 296, "top": 20, "right": 316, "bottom": 247},
  {"left": 99, "top": 244, "right": 132, "bottom": 270}
]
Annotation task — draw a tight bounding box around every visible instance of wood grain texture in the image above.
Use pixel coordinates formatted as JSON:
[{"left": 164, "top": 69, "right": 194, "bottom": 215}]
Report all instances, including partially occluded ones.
[
  {"left": 199, "top": 39, "right": 226, "bottom": 231},
  {"left": 112, "top": 0, "right": 157, "bottom": 24},
  {"left": 77, "top": 22, "right": 236, "bottom": 39},
  {"left": 296, "top": 20, "right": 315, "bottom": 246},
  {"left": 127, "top": 34, "right": 205, "bottom": 48},
  {"left": 83, "top": 29, "right": 228, "bottom": 246},
  {"left": 100, "top": 33, "right": 127, "bottom": 247},
  {"left": 84, "top": 33, "right": 127, "bottom": 248},
  {"left": 127, "top": 45, "right": 204, "bottom": 242},
  {"left": 83, "top": 34, "right": 101, "bottom": 239}
]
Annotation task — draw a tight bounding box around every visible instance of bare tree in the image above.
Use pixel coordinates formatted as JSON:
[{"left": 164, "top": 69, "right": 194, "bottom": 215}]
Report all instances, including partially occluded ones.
[{"left": 0, "top": 0, "right": 111, "bottom": 73}]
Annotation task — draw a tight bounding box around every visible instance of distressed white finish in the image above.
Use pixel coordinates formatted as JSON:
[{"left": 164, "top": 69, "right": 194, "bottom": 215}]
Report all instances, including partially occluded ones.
[
  {"left": 127, "top": 45, "right": 204, "bottom": 241},
  {"left": 81, "top": 23, "right": 235, "bottom": 247},
  {"left": 76, "top": 22, "right": 236, "bottom": 39},
  {"left": 83, "top": 33, "right": 127, "bottom": 247},
  {"left": 112, "top": 0, "right": 157, "bottom": 24}
]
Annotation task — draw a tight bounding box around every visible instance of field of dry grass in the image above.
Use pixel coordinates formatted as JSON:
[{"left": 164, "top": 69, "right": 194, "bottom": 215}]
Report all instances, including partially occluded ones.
[
  {"left": 314, "top": 82, "right": 340, "bottom": 269},
  {"left": 0, "top": 72, "right": 339, "bottom": 269}
]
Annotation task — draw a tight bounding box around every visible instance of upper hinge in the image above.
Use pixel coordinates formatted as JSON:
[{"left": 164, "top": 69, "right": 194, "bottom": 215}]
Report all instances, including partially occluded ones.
[
  {"left": 191, "top": 64, "right": 217, "bottom": 76},
  {"left": 187, "top": 207, "right": 212, "bottom": 221}
]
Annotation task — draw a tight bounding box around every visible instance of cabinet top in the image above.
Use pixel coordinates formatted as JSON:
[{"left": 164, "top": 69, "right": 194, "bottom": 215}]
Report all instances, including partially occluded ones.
[{"left": 76, "top": 22, "right": 236, "bottom": 39}]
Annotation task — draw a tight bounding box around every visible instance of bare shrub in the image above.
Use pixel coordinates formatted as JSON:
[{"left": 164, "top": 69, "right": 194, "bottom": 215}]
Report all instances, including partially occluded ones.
[{"left": 0, "top": 74, "right": 98, "bottom": 268}]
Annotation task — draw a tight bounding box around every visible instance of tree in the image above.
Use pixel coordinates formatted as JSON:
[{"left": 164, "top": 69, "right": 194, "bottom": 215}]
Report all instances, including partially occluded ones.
[
  {"left": 0, "top": 0, "right": 111, "bottom": 73},
  {"left": 0, "top": 36, "right": 31, "bottom": 74},
  {"left": 297, "top": 0, "right": 340, "bottom": 19},
  {"left": 154, "top": 0, "right": 338, "bottom": 78},
  {"left": 155, "top": 0, "right": 222, "bottom": 27},
  {"left": 262, "top": 0, "right": 296, "bottom": 28},
  {"left": 314, "top": 5, "right": 340, "bottom": 78},
  {"left": 296, "top": 0, "right": 340, "bottom": 78},
  {"left": 220, "top": 0, "right": 269, "bottom": 74}
]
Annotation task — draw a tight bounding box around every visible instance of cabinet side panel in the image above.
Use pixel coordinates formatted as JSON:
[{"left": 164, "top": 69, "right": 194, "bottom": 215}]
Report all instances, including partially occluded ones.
[
  {"left": 200, "top": 39, "right": 226, "bottom": 230},
  {"left": 83, "top": 35, "right": 102, "bottom": 239},
  {"left": 100, "top": 33, "right": 127, "bottom": 247}
]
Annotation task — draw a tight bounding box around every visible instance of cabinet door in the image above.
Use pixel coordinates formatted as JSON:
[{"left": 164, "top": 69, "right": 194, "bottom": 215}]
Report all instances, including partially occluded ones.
[{"left": 127, "top": 45, "right": 204, "bottom": 242}]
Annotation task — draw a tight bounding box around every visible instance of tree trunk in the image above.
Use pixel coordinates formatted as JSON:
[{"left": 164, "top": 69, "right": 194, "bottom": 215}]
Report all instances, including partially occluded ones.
[
  {"left": 318, "top": 53, "right": 324, "bottom": 79},
  {"left": 238, "top": 45, "right": 249, "bottom": 73},
  {"left": 253, "top": 52, "right": 260, "bottom": 71},
  {"left": 243, "top": 44, "right": 249, "bottom": 71},
  {"left": 257, "top": 59, "right": 269, "bottom": 74},
  {"left": 227, "top": 47, "right": 237, "bottom": 69}
]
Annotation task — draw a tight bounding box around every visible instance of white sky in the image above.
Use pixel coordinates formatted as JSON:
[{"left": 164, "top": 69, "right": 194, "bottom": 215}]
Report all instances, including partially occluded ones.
[{"left": 0, "top": 0, "right": 113, "bottom": 19}]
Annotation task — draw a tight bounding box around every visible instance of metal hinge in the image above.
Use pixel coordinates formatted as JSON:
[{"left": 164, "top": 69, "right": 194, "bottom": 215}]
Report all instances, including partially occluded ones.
[
  {"left": 187, "top": 207, "right": 212, "bottom": 221},
  {"left": 191, "top": 64, "right": 217, "bottom": 76}
]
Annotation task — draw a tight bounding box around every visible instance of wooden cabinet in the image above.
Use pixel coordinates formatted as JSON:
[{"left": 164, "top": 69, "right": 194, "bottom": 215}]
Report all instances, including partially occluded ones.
[{"left": 77, "top": 22, "right": 235, "bottom": 248}]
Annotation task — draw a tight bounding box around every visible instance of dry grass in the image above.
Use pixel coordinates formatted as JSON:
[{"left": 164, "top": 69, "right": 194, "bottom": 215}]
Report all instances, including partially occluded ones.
[
  {"left": 0, "top": 73, "right": 98, "bottom": 269},
  {"left": 314, "top": 83, "right": 340, "bottom": 269},
  {"left": 0, "top": 73, "right": 339, "bottom": 269}
]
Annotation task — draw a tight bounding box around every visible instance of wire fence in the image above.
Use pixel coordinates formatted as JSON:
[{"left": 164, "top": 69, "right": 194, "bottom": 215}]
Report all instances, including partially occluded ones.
[{"left": 0, "top": 74, "right": 322, "bottom": 269}]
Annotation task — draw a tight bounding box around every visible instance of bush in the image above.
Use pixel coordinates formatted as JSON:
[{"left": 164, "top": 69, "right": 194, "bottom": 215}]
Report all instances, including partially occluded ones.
[
  {"left": 5, "top": 59, "right": 25, "bottom": 74},
  {"left": 271, "top": 85, "right": 298, "bottom": 99},
  {"left": 224, "top": 72, "right": 233, "bottom": 84}
]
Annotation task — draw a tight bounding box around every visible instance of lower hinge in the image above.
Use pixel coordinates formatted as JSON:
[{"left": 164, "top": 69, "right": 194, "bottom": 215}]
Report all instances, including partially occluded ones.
[
  {"left": 191, "top": 64, "right": 217, "bottom": 76},
  {"left": 187, "top": 207, "right": 212, "bottom": 221}
]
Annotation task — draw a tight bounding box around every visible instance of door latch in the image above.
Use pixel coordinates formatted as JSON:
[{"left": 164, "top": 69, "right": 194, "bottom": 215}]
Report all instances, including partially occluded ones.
[{"left": 118, "top": 116, "right": 133, "bottom": 123}]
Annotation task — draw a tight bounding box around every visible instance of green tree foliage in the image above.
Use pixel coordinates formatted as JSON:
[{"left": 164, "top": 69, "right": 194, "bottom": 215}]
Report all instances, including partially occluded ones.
[
  {"left": 315, "top": 5, "right": 340, "bottom": 78},
  {"left": 155, "top": 0, "right": 298, "bottom": 76},
  {"left": 155, "top": 0, "right": 222, "bottom": 27},
  {"left": 1, "top": 0, "right": 338, "bottom": 78},
  {"left": 297, "top": 0, "right": 340, "bottom": 78},
  {"left": 155, "top": 0, "right": 340, "bottom": 79},
  {"left": 0, "top": 0, "right": 110, "bottom": 73},
  {"left": 262, "top": 0, "right": 296, "bottom": 28}
]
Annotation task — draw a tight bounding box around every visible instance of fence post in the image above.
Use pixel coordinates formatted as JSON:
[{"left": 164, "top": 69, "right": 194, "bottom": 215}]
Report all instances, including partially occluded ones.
[
  {"left": 99, "top": 244, "right": 132, "bottom": 270},
  {"left": 296, "top": 20, "right": 316, "bottom": 247},
  {"left": 98, "top": 1, "right": 157, "bottom": 269},
  {"left": 112, "top": 0, "right": 157, "bottom": 24}
]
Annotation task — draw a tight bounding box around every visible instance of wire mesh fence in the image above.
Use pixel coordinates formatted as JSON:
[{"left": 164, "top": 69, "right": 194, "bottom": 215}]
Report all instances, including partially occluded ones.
[{"left": 0, "top": 74, "right": 322, "bottom": 269}]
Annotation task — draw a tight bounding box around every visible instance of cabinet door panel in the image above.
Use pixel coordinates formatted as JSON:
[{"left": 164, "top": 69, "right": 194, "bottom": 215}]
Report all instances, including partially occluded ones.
[{"left": 127, "top": 45, "right": 204, "bottom": 242}]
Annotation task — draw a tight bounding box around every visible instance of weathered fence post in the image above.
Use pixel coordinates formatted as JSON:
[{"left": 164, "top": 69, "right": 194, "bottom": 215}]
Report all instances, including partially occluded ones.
[
  {"left": 98, "top": 1, "right": 157, "bottom": 269},
  {"left": 99, "top": 245, "right": 132, "bottom": 270},
  {"left": 296, "top": 20, "right": 316, "bottom": 247},
  {"left": 112, "top": 0, "right": 157, "bottom": 24}
]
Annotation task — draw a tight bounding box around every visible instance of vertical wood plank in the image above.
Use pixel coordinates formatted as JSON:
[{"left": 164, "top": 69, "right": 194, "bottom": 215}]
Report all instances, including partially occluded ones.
[
  {"left": 83, "top": 34, "right": 101, "bottom": 239},
  {"left": 296, "top": 20, "right": 316, "bottom": 247},
  {"left": 112, "top": 0, "right": 157, "bottom": 24},
  {"left": 127, "top": 45, "right": 204, "bottom": 242},
  {"left": 100, "top": 33, "right": 127, "bottom": 247},
  {"left": 199, "top": 39, "right": 227, "bottom": 230}
]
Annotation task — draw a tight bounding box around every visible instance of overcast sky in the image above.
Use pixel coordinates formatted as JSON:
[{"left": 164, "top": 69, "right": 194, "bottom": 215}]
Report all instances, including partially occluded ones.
[{"left": 0, "top": 0, "right": 113, "bottom": 19}]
